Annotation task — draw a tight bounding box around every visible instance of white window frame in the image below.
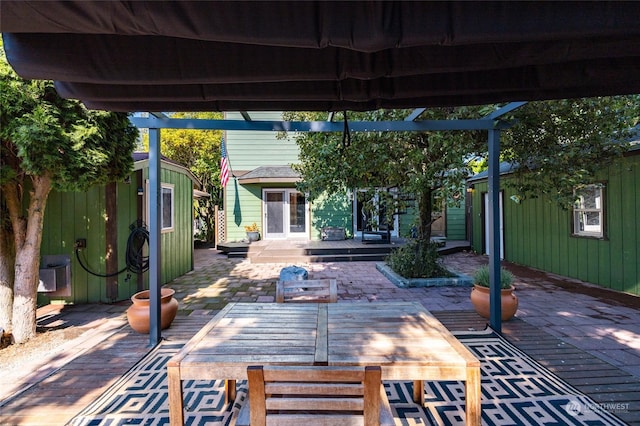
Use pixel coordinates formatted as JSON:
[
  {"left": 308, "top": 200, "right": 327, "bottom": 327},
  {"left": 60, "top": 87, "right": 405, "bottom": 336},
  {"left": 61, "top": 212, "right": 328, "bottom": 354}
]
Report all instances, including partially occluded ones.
[
  {"left": 146, "top": 181, "right": 175, "bottom": 233},
  {"left": 572, "top": 184, "right": 605, "bottom": 238}
]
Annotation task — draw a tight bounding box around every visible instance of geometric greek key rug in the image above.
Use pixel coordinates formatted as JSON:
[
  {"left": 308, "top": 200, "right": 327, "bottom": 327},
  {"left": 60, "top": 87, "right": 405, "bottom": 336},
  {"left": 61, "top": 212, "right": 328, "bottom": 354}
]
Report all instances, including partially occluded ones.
[{"left": 68, "top": 329, "right": 626, "bottom": 426}]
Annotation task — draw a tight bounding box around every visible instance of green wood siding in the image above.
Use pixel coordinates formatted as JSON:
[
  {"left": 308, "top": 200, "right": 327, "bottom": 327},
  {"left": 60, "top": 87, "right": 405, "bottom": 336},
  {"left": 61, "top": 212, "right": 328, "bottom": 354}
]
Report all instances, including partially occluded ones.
[
  {"left": 470, "top": 154, "right": 640, "bottom": 296},
  {"left": 446, "top": 205, "right": 466, "bottom": 240},
  {"left": 310, "top": 192, "right": 353, "bottom": 240},
  {"left": 225, "top": 112, "right": 299, "bottom": 170},
  {"left": 143, "top": 166, "right": 194, "bottom": 285},
  {"left": 225, "top": 181, "right": 264, "bottom": 241},
  {"left": 39, "top": 160, "right": 195, "bottom": 305}
]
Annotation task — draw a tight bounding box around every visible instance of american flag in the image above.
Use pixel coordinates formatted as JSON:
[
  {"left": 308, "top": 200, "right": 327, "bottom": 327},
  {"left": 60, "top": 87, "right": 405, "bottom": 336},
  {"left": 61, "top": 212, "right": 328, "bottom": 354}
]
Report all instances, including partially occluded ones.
[{"left": 220, "top": 138, "right": 229, "bottom": 188}]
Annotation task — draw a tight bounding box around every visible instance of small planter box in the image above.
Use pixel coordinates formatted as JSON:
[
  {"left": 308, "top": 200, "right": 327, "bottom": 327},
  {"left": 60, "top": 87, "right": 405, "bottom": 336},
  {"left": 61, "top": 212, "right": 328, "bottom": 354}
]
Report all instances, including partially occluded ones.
[{"left": 321, "top": 226, "right": 345, "bottom": 241}]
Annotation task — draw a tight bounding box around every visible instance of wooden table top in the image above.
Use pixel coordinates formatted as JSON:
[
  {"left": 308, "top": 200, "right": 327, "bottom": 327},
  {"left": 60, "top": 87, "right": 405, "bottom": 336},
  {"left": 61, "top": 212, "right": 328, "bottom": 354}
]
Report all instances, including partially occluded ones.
[{"left": 170, "top": 302, "right": 479, "bottom": 381}]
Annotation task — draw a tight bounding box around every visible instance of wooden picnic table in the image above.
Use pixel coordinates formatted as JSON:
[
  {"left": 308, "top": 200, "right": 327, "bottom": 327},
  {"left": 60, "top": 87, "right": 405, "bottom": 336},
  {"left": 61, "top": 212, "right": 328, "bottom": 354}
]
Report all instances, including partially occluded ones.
[{"left": 167, "top": 302, "right": 480, "bottom": 425}]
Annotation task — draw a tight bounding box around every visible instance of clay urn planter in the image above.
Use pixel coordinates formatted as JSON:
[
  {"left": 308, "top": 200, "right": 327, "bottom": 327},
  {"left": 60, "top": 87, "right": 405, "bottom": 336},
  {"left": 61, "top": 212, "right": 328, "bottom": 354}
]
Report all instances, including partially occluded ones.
[
  {"left": 470, "top": 265, "right": 518, "bottom": 321},
  {"left": 127, "top": 288, "right": 179, "bottom": 333}
]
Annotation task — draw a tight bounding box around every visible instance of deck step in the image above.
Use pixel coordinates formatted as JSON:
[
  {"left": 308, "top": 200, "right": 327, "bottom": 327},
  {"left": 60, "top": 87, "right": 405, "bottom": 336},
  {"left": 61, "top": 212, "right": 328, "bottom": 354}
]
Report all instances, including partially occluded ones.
[{"left": 249, "top": 253, "right": 389, "bottom": 263}]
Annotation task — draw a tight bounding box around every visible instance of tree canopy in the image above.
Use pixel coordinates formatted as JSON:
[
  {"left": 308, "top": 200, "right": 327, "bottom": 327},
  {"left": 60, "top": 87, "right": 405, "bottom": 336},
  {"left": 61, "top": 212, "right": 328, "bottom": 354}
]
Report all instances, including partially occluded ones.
[
  {"left": 502, "top": 96, "right": 640, "bottom": 206},
  {"left": 1, "top": 39, "right": 139, "bottom": 343},
  {"left": 285, "top": 98, "right": 639, "bottom": 278}
]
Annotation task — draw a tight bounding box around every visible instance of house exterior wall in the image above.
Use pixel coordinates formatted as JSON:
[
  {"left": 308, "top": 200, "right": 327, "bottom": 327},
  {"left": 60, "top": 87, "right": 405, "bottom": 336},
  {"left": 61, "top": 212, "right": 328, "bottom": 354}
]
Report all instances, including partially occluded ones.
[
  {"left": 222, "top": 111, "right": 467, "bottom": 242},
  {"left": 142, "top": 165, "right": 195, "bottom": 284},
  {"left": 446, "top": 205, "right": 466, "bottom": 240},
  {"left": 469, "top": 153, "right": 640, "bottom": 296},
  {"left": 224, "top": 112, "right": 299, "bottom": 240},
  {"left": 310, "top": 192, "right": 354, "bottom": 239},
  {"left": 38, "top": 162, "right": 194, "bottom": 305}
]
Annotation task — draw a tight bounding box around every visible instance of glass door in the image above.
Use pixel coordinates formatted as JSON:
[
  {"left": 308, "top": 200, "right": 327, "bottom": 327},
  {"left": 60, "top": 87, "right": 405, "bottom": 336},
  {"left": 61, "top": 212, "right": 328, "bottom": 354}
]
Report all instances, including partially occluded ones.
[
  {"left": 264, "top": 190, "right": 285, "bottom": 239},
  {"left": 263, "top": 189, "right": 309, "bottom": 239}
]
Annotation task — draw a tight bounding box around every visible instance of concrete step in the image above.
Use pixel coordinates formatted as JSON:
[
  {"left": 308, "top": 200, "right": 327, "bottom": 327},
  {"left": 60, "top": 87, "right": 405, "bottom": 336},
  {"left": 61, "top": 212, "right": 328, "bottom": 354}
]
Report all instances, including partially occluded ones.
[{"left": 247, "top": 253, "right": 389, "bottom": 263}]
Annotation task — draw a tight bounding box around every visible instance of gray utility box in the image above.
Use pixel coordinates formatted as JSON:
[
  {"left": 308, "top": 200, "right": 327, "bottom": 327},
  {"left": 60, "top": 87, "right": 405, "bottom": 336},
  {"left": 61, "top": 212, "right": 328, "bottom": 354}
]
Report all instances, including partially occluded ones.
[
  {"left": 321, "top": 226, "right": 346, "bottom": 241},
  {"left": 38, "top": 255, "right": 72, "bottom": 296}
]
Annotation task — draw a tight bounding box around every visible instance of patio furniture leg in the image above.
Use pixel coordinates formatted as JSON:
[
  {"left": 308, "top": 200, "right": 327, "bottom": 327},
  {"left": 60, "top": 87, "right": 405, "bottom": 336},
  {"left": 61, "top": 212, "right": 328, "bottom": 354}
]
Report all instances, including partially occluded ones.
[
  {"left": 466, "top": 366, "right": 481, "bottom": 426},
  {"left": 225, "top": 379, "right": 237, "bottom": 404},
  {"left": 413, "top": 380, "right": 424, "bottom": 404},
  {"left": 167, "top": 363, "right": 184, "bottom": 426}
]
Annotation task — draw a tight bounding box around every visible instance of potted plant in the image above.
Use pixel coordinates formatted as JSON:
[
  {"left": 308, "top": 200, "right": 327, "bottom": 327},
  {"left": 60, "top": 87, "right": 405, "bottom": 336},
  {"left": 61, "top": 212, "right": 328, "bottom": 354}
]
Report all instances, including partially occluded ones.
[
  {"left": 470, "top": 265, "right": 518, "bottom": 321},
  {"left": 244, "top": 222, "right": 260, "bottom": 242}
]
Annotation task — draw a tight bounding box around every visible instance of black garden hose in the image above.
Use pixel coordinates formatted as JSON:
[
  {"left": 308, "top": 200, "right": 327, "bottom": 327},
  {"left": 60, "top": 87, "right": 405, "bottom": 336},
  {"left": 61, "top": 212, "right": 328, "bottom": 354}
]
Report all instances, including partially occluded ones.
[{"left": 75, "top": 220, "right": 150, "bottom": 278}]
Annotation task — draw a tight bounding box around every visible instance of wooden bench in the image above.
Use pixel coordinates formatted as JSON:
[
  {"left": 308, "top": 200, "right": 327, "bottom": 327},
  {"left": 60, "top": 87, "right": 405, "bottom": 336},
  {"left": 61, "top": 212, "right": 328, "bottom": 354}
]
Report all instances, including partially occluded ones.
[
  {"left": 236, "top": 365, "right": 394, "bottom": 426},
  {"left": 276, "top": 279, "right": 338, "bottom": 303}
]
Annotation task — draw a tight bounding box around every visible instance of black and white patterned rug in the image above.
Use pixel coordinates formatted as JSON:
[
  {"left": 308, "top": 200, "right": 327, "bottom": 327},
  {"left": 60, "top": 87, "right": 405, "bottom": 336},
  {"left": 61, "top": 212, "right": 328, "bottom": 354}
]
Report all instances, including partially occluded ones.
[{"left": 68, "top": 329, "right": 626, "bottom": 426}]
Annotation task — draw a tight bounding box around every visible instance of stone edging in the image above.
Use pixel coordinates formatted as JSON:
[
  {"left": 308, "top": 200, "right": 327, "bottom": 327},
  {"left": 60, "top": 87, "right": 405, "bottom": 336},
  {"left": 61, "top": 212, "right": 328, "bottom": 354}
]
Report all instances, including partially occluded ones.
[{"left": 376, "top": 262, "right": 473, "bottom": 288}]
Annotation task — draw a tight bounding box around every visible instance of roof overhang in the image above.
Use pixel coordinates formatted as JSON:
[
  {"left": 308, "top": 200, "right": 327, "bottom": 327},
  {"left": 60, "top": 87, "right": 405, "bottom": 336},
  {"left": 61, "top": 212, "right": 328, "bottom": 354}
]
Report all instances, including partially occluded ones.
[
  {"left": 236, "top": 166, "right": 300, "bottom": 184},
  {"left": 2, "top": 1, "right": 640, "bottom": 112}
]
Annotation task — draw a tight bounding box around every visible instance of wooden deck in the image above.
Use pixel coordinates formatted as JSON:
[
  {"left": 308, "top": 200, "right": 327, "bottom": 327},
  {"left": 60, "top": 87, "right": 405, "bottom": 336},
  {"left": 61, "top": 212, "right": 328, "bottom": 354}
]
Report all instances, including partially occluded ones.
[
  {"left": 217, "top": 238, "right": 471, "bottom": 263},
  {"left": 436, "top": 311, "right": 640, "bottom": 425}
]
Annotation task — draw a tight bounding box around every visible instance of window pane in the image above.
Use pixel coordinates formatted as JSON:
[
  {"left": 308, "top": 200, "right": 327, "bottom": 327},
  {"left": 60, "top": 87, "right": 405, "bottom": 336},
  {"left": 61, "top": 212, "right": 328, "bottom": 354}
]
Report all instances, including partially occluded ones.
[
  {"left": 289, "top": 192, "right": 306, "bottom": 232},
  {"left": 572, "top": 184, "right": 604, "bottom": 237},
  {"left": 266, "top": 192, "right": 284, "bottom": 233},
  {"left": 576, "top": 187, "right": 601, "bottom": 209},
  {"left": 162, "top": 187, "right": 173, "bottom": 229}
]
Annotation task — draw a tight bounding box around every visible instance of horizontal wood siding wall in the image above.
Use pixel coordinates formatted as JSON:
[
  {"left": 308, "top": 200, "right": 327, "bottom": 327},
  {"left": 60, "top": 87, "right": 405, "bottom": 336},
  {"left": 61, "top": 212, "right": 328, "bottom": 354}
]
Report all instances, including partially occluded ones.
[
  {"left": 224, "top": 111, "right": 302, "bottom": 241},
  {"left": 224, "top": 112, "right": 299, "bottom": 170},
  {"left": 446, "top": 205, "right": 466, "bottom": 240},
  {"left": 225, "top": 181, "right": 263, "bottom": 241},
  {"left": 470, "top": 154, "right": 640, "bottom": 296},
  {"left": 310, "top": 192, "right": 353, "bottom": 240}
]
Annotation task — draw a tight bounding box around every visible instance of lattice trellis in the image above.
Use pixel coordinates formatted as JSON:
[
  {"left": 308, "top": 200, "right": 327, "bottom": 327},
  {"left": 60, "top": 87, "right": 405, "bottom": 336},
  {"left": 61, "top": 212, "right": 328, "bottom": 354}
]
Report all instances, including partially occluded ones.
[{"left": 216, "top": 208, "right": 226, "bottom": 244}]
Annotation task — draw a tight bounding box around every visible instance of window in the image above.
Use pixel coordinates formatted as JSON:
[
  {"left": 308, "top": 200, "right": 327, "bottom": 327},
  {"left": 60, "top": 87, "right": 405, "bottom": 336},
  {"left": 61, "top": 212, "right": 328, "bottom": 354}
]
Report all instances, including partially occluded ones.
[
  {"left": 572, "top": 184, "right": 604, "bottom": 238},
  {"left": 146, "top": 181, "right": 175, "bottom": 233},
  {"left": 161, "top": 185, "right": 174, "bottom": 231}
]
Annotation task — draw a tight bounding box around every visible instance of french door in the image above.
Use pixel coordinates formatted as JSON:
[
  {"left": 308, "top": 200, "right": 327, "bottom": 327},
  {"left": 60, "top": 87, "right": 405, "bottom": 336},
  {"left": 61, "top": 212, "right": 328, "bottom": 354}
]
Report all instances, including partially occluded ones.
[{"left": 263, "top": 189, "right": 308, "bottom": 239}]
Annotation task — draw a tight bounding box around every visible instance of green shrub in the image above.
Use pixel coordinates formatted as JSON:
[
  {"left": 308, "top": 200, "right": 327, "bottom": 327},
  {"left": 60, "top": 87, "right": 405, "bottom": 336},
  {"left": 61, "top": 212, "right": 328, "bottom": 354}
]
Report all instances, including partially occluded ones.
[
  {"left": 385, "top": 239, "right": 453, "bottom": 279},
  {"left": 473, "top": 265, "right": 514, "bottom": 289}
]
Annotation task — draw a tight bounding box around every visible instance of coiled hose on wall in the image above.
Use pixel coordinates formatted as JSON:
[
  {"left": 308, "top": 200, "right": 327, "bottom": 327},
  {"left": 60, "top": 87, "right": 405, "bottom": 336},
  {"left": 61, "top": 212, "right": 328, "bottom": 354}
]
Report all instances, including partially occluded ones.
[{"left": 75, "top": 220, "right": 150, "bottom": 278}]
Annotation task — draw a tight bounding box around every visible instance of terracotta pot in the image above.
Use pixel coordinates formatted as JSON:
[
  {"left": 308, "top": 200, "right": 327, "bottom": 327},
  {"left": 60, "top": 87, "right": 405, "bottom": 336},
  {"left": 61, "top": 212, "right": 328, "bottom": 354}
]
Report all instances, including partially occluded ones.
[
  {"left": 126, "top": 288, "right": 179, "bottom": 333},
  {"left": 470, "top": 284, "right": 518, "bottom": 321}
]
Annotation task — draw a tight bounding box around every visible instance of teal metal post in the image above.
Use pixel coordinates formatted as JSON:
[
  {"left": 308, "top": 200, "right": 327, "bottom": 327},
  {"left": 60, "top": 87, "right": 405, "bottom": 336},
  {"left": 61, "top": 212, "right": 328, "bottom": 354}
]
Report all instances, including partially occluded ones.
[
  {"left": 148, "top": 128, "right": 162, "bottom": 346},
  {"left": 487, "top": 127, "right": 502, "bottom": 332}
]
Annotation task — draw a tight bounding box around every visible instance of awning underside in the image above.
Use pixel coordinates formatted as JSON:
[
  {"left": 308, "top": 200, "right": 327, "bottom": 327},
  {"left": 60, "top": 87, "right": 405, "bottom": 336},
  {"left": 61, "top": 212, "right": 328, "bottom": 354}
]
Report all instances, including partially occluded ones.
[{"left": 2, "top": 1, "right": 640, "bottom": 112}]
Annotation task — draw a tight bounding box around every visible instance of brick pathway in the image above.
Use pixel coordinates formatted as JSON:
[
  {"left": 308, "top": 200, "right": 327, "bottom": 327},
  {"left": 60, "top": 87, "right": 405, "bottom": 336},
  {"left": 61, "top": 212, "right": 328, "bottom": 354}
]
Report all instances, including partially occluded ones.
[{"left": 1, "top": 249, "right": 639, "bottom": 425}]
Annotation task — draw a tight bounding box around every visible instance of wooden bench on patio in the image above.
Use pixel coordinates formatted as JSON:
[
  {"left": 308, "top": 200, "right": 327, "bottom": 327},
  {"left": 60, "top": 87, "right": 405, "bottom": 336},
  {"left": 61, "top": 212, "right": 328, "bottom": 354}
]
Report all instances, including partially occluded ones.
[
  {"left": 276, "top": 279, "right": 338, "bottom": 303},
  {"left": 236, "top": 365, "right": 394, "bottom": 426}
]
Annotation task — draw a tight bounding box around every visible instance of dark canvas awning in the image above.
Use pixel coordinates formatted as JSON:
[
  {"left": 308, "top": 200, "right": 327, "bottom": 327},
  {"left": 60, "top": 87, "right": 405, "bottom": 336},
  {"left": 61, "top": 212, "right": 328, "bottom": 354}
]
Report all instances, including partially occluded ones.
[{"left": 2, "top": 1, "right": 640, "bottom": 112}]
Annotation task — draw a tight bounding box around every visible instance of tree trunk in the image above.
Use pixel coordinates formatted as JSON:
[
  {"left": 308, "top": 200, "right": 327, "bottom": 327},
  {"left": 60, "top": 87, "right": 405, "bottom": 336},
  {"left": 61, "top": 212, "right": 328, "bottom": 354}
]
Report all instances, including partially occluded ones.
[
  {"left": 0, "top": 213, "right": 15, "bottom": 336},
  {"left": 11, "top": 175, "right": 52, "bottom": 343},
  {"left": 416, "top": 187, "right": 434, "bottom": 242},
  {"left": 413, "top": 187, "right": 434, "bottom": 278}
]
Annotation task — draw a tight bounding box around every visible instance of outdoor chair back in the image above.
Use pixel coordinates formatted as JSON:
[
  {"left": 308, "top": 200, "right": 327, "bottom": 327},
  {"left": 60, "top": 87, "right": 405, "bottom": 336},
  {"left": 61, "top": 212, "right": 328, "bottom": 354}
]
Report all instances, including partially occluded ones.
[
  {"left": 275, "top": 279, "right": 338, "bottom": 303},
  {"left": 236, "top": 365, "right": 394, "bottom": 426}
]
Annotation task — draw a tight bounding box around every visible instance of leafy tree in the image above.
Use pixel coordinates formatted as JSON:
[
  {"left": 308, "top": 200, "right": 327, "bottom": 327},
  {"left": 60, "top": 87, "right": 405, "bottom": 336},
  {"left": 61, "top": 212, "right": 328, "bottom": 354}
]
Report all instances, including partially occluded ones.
[
  {"left": 502, "top": 96, "right": 640, "bottom": 206},
  {"left": 285, "top": 98, "right": 639, "bottom": 278},
  {"left": 142, "top": 112, "right": 224, "bottom": 242},
  {"left": 284, "top": 109, "right": 488, "bottom": 278},
  {"left": 0, "top": 41, "right": 138, "bottom": 343}
]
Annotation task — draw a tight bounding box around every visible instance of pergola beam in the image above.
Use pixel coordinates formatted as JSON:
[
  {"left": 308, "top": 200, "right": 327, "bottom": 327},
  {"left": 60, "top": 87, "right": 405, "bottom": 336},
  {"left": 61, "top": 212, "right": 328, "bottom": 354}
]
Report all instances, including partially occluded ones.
[
  {"left": 129, "top": 117, "right": 505, "bottom": 132},
  {"left": 135, "top": 101, "right": 527, "bottom": 344},
  {"left": 404, "top": 108, "right": 426, "bottom": 121}
]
